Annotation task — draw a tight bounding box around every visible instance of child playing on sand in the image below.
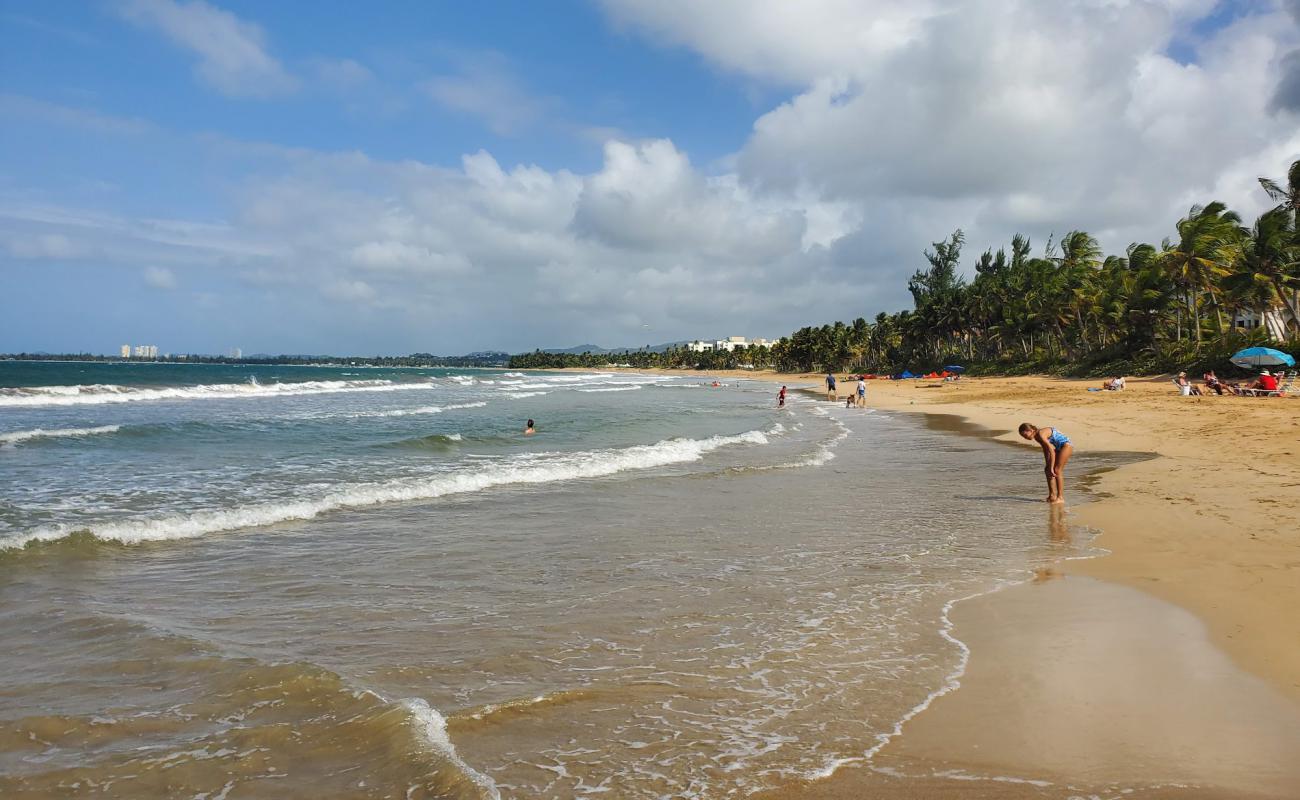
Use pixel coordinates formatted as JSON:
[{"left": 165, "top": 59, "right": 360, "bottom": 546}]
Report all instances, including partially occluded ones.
[{"left": 1018, "top": 422, "right": 1073, "bottom": 504}]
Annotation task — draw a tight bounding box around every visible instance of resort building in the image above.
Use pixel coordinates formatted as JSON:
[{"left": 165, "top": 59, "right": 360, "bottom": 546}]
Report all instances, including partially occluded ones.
[
  {"left": 120, "top": 344, "right": 131, "bottom": 358},
  {"left": 686, "top": 336, "right": 777, "bottom": 353},
  {"left": 1233, "top": 307, "right": 1296, "bottom": 341}
]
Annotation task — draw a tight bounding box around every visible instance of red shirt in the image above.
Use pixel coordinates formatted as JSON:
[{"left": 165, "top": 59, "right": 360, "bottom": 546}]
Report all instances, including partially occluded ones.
[{"left": 1259, "top": 375, "right": 1278, "bottom": 391}]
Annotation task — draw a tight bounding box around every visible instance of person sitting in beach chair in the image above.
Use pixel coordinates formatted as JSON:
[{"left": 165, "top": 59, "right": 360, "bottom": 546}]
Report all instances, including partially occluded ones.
[
  {"left": 1172, "top": 372, "right": 1201, "bottom": 396},
  {"left": 1202, "top": 370, "right": 1230, "bottom": 395},
  {"left": 1243, "top": 370, "right": 1281, "bottom": 397}
]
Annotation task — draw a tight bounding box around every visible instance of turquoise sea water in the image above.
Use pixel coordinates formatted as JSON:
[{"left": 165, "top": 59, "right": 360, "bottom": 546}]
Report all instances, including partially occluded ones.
[{"left": 0, "top": 362, "right": 1095, "bottom": 798}]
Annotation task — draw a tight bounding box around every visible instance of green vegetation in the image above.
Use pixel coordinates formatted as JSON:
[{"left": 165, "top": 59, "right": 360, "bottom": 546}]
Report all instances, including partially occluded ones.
[{"left": 513, "top": 160, "right": 1300, "bottom": 377}]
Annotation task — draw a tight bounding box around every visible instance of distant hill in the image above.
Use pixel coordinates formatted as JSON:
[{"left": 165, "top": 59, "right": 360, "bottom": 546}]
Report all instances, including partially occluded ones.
[{"left": 540, "top": 341, "right": 690, "bottom": 355}]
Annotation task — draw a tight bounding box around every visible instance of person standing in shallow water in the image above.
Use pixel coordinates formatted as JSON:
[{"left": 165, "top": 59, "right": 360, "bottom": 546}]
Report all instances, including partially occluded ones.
[
  {"left": 825, "top": 372, "right": 836, "bottom": 401},
  {"left": 1018, "top": 422, "right": 1073, "bottom": 504},
  {"left": 777, "top": 386, "right": 786, "bottom": 408},
  {"left": 524, "top": 419, "right": 535, "bottom": 436}
]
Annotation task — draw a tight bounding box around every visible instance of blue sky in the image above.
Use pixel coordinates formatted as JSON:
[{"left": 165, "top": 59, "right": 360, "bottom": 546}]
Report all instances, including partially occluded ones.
[{"left": 2, "top": 0, "right": 1298, "bottom": 355}]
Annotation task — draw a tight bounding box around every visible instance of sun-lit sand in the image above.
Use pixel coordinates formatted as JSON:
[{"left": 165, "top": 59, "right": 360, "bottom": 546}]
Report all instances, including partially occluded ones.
[{"left": 586, "top": 368, "right": 1300, "bottom": 796}]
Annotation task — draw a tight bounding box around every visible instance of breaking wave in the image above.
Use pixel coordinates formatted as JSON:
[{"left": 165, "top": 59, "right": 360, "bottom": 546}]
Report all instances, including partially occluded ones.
[
  {"left": 0, "top": 425, "right": 121, "bottom": 446},
  {"left": 2, "top": 430, "right": 770, "bottom": 551},
  {"left": 0, "top": 379, "right": 439, "bottom": 407}
]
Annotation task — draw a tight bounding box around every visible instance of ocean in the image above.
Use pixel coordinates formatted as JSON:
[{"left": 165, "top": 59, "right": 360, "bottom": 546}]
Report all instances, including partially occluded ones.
[{"left": 0, "top": 362, "right": 1090, "bottom": 798}]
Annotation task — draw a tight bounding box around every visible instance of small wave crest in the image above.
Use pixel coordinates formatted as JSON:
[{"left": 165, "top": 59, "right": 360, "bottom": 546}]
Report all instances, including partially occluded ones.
[
  {"left": 0, "top": 379, "right": 435, "bottom": 407},
  {"left": 0, "top": 425, "right": 121, "bottom": 446},
  {"left": 403, "top": 699, "right": 501, "bottom": 799},
  {"left": 3, "top": 430, "right": 770, "bottom": 550},
  {"left": 347, "top": 401, "right": 488, "bottom": 419}
]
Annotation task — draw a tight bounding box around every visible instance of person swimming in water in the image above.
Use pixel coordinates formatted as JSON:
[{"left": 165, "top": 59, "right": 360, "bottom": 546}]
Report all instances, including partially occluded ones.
[
  {"left": 1018, "top": 422, "right": 1073, "bottom": 504},
  {"left": 524, "top": 419, "right": 535, "bottom": 436}
]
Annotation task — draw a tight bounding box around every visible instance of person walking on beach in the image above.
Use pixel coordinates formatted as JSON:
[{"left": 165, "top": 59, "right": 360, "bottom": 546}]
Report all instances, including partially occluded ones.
[
  {"left": 826, "top": 372, "right": 836, "bottom": 401},
  {"left": 524, "top": 419, "right": 536, "bottom": 436},
  {"left": 856, "top": 376, "right": 867, "bottom": 408},
  {"left": 1018, "top": 422, "right": 1073, "bottom": 504},
  {"left": 777, "top": 386, "right": 787, "bottom": 408}
]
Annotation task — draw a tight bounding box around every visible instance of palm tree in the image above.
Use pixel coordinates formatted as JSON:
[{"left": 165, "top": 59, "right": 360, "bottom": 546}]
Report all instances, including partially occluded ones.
[
  {"left": 1161, "top": 202, "right": 1241, "bottom": 343},
  {"left": 1259, "top": 159, "right": 1300, "bottom": 220},
  {"left": 1223, "top": 207, "right": 1300, "bottom": 334}
]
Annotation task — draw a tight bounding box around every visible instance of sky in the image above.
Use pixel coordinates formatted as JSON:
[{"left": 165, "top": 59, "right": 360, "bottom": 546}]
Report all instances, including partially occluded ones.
[{"left": 2, "top": 0, "right": 1299, "bottom": 356}]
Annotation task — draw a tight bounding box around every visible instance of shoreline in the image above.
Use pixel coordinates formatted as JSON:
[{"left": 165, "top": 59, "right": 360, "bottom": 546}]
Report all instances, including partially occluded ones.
[{"left": 542, "top": 366, "right": 1300, "bottom": 795}]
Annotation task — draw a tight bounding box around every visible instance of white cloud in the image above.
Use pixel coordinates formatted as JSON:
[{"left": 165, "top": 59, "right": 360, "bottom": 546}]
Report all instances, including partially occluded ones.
[
  {"left": 0, "top": 93, "right": 153, "bottom": 135},
  {"left": 311, "top": 57, "right": 372, "bottom": 91},
  {"left": 4, "top": 232, "right": 82, "bottom": 259},
  {"left": 424, "top": 52, "right": 550, "bottom": 136},
  {"left": 118, "top": 0, "right": 297, "bottom": 98},
  {"left": 604, "top": 0, "right": 1299, "bottom": 267},
  {"left": 143, "top": 266, "right": 177, "bottom": 288}
]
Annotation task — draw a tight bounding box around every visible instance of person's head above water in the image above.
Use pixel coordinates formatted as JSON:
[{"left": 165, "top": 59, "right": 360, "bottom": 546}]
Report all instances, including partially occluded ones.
[
  {"left": 1018, "top": 422, "right": 1037, "bottom": 439},
  {"left": 526, "top": 419, "right": 534, "bottom": 428}
]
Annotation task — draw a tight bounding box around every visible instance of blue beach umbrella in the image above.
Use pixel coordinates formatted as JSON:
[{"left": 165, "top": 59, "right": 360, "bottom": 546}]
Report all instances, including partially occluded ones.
[
  {"left": 1230, "top": 347, "right": 1295, "bottom": 369},
  {"left": 943, "top": 365, "right": 965, "bottom": 372}
]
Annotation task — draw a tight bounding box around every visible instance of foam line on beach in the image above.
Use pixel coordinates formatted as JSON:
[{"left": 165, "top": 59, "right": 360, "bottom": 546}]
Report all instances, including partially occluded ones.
[
  {"left": 0, "top": 378, "right": 441, "bottom": 407},
  {"left": 0, "top": 425, "right": 121, "bottom": 446},
  {"left": 2, "top": 430, "right": 771, "bottom": 550}
]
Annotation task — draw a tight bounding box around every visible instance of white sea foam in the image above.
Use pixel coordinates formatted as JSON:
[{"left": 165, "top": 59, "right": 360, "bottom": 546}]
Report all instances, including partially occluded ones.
[
  {"left": 346, "top": 401, "right": 488, "bottom": 419},
  {"left": 508, "top": 392, "right": 548, "bottom": 399},
  {"left": 0, "top": 379, "right": 437, "bottom": 407},
  {"left": 402, "top": 698, "right": 501, "bottom": 800},
  {"left": 0, "top": 425, "right": 121, "bottom": 446},
  {"left": 502, "top": 372, "right": 526, "bottom": 378},
  {"left": 2, "top": 430, "right": 770, "bottom": 550},
  {"left": 578, "top": 386, "right": 641, "bottom": 393}
]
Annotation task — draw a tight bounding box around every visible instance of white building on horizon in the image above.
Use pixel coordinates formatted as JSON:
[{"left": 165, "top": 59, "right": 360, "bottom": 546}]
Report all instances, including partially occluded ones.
[
  {"left": 687, "top": 336, "right": 777, "bottom": 353},
  {"left": 132, "top": 344, "right": 158, "bottom": 358},
  {"left": 120, "top": 344, "right": 131, "bottom": 358}
]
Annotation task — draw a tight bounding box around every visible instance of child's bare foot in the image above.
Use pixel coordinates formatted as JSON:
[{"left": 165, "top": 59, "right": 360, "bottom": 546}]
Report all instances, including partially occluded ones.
[
  {"left": 1045, "top": 495, "right": 1057, "bottom": 503},
  {"left": 1050, "top": 497, "right": 1065, "bottom": 505}
]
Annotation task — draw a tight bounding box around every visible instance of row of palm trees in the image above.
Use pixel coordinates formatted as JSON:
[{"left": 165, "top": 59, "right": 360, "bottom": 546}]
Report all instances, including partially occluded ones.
[
  {"left": 768, "top": 159, "right": 1299, "bottom": 375},
  {"left": 511, "top": 160, "right": 1299, "bottom": 375}
]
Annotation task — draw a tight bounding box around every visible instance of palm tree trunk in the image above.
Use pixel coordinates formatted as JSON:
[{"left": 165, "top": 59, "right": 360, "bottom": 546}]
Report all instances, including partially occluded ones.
[{"left": 1191, "top": 292, "right": 1202, "bottom": 345}]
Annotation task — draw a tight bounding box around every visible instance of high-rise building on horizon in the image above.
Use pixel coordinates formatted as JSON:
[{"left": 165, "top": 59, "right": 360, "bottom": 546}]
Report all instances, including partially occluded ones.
[
  {"left": 120, "top": 344, "right": 131, "bottom": 358},
  {"left": 132, "top": 344, "right": 158, "bottom": 358}
]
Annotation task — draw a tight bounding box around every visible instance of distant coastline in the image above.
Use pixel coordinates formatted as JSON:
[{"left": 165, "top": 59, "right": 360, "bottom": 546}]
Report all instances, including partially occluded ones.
[{"left": 0, "top": 352, "right": 510, "bottom": 368}]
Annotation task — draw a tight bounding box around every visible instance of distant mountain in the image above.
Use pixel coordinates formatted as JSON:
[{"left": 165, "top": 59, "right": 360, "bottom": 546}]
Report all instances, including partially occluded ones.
[
  {"left": 540, "top": 341, "right": 690, "bottom": 355},
  {"left": 542, "top": 344, "right": 607, "bottom": 354}
]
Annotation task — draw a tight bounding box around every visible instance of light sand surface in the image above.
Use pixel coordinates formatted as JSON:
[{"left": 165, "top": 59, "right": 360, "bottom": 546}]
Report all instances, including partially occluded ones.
[
  {"left": 565, "top": 368, "right": 1300, "bottom": 796},
  {"left": 757, "top": 577, "right": 1300, "bottom": 799}
]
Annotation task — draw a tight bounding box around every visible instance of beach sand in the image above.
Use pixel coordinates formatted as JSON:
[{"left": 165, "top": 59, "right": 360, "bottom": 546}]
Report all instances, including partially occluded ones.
[{"left": 581, "top": 369, "right": 1300, "bottom": 797}]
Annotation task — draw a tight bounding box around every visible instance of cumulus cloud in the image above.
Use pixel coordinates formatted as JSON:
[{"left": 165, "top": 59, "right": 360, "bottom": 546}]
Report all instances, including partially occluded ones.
[
  {"left": 118, "top": 0, "right": 297, "bottom": 98},
  {"left": 604, "top": 0, "right": 1299, "bottom": 263}
]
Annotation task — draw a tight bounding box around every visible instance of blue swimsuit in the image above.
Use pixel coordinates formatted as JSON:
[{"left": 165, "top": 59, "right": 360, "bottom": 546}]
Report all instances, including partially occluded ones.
[{"left": 1046, "top": 428, "right": 1071, "bottom": 450}]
